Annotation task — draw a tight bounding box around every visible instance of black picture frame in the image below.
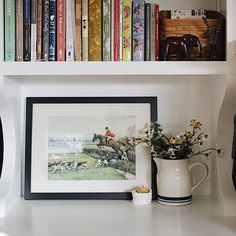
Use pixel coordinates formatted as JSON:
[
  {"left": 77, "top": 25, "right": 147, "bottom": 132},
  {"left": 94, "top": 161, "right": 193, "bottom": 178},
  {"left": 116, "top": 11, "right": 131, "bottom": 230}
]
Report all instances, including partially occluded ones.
[
  {"left": 0, "top": 118, "right": 3, "bottom": 178},
  {"left": 25, "top": 97, "right": 157, "bottom": 200}
]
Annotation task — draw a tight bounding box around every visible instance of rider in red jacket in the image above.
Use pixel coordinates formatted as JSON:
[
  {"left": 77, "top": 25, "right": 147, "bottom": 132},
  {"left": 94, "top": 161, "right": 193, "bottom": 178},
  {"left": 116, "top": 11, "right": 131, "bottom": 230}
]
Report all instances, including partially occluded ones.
[{"left": 104, "top": 127, "right": 116, "bottom": 143}]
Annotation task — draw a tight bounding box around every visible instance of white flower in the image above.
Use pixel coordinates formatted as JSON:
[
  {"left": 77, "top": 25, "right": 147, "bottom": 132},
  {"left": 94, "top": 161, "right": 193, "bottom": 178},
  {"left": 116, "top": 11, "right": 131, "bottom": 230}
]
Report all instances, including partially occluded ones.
[
  {"left": 169, "top": 155, "right": 177, "bottom": 160},
  {"left": 128, "top": 137, "right": 135, "bottom": 146},
  {"left": 167, "top": 148, "right": 175, "bottom": 156},
  {"left": 150, "top": 146, "right": 155, "bottom": 153}
]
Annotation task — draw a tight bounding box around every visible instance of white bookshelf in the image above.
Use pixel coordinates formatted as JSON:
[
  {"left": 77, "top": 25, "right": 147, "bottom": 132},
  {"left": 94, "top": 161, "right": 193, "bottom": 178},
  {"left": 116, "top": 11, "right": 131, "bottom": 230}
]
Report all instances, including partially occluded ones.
[
  {"left": 0, "top": 61, "right": 228, "bottom": 76},
  {"left": 1, "top": 0, "right": 236, "bottom": 219}
]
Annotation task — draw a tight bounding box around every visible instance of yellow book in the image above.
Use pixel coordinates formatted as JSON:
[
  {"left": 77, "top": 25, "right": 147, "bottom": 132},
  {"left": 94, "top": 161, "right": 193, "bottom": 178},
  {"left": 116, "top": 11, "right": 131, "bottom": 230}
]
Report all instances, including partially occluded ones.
[
  {"left": 75, "top": 0, "right": 82, "bottom": 61},
  {"left": 88, "top": 0, "right": 102, "bottom": 61},
  {"left": 122, "top": 0, "right": 132, "bottom": 61}
]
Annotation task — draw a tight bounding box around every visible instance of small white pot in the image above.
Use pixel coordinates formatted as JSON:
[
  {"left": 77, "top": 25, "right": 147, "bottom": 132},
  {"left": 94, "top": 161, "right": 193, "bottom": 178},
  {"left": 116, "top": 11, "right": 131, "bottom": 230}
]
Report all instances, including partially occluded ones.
[{"left": 132, "top": 189, "right": 152, "bottom": 205}]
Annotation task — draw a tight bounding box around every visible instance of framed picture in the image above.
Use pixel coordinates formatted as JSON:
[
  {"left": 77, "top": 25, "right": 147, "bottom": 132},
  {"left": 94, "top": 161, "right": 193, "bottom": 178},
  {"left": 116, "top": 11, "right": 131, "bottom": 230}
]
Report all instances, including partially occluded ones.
[
  {"left": 25, "top": 97, "right": 157, "bottom": 200},
  {"left": 0, "top": 118, "right": 3, "bottom": 178}
]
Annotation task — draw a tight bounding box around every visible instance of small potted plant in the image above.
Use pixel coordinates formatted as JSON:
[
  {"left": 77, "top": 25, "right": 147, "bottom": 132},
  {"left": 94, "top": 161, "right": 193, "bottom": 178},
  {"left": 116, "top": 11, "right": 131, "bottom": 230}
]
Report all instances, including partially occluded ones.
[{"left": 132, "top": 185, "right": 152, "bottom": 205}]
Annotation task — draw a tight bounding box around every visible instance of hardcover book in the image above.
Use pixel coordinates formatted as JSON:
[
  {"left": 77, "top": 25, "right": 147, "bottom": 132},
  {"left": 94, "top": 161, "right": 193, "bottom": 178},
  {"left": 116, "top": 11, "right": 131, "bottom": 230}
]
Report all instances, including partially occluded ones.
[
  {"left": 57, "top": 0, "right": 65, "bottom": 61},
  {"left": 23, "top": 0, "right": 31, "bottom": 61},
  {"left": 122, "top": 0, "right": 132, "bottom": 61},
  {"left": 88, "top": 0, "right": 102, "bottom": 61},
  {"left": 150, "top": 3, "right": 156, "bottom": 61},
  {"left": 31, "top": 0, "right": 37, "bottom": 61},
  {"left": 42, "top": 0, "right": 50, "bottom": 61},
  {"left": 119, "top": 0, "right": 123, "bottom": 61},
  {"left": 16, "top": 0, "right": 23, "bottom": 61},
  {"left": 75, "top": 0, "right": 82, "bottom": 61},
  {"left": 132, "top": 0, "right": 145, "bottom": 61},
  {"left": 49, "top": 0, "right": 57, "bottom": 61},
  {"left": 145, "top": 3, "right": 151, "bottom": 61},
  {"left": 37, "top": 0, "right": 43, "bottom": 60},
  {"left": 155, "top": 4, "right": 159, "bottom": 61},
  {"left": 5, "top": 0, "right": 15, "bottom": 61},
  {"left": 103, "top": 0, "right": 111, "bottom": 61},
  {"left": 82, "top": 0, "right": 88, "bottom": 61},
  {"left": 113, "top": 0, "right": 120, "bottom": 61},
  {"left": 66, "top": 0, "right": 75, "bottom": 61},
  {"left": 110, "top": 0, "right": 114, "bottom": 60}
]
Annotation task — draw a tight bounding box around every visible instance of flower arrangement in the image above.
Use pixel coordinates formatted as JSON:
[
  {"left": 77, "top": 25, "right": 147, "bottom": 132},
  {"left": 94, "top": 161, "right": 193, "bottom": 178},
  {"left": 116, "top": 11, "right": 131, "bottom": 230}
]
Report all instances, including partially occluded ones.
[{"left": 141, "top": 119, "right": 221, "bottom": 160}]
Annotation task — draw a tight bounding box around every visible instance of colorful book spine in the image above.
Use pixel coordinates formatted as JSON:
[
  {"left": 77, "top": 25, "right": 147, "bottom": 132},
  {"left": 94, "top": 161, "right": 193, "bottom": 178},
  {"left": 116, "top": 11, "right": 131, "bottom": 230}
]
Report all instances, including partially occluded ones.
[
  {"left": 16, "top": 0, "right": 23, "bottom": 61},
  {"left": 31, "top": 0, "right": 37, "bottom": 61},
  {"left": 23, "top": 0, "right": 31, "bottom": 61},
  {"left": 37, "top": 0, "right": 43, "bottom": 60},
  {"left": 88, "top": 0, "right": 102, "bottom": 61},
  {"left": 103, "top": 0, "right": 111, "bottom": 61},
  {"left": 57, "top": 0, "right": 65, "bottom": 61},
  {"left": 150, "top": 3, "right": 156, "bottom": 61},
  {"left": 82, "top": 0, "right": 88, "bottom": 61},
  {"left": 110, "top": 0, "right": 114, "bottom": 61},
  {"left": 113, "top": 0, "right": 119, "bottom": 61},
  {"left": 49, "top": 0, "right": 57, "bottom": 61},
  {"left": 122, "top": 0, "right": 132, "bottom": 61},
  {"left": 119, "top": 0, "right": 122, "bottom": 61},
  {"left": 145, "top": 3, "right": 151, "bottom": 61},
  {"left": 66, "top": 0, "right": 75, "bottom": 61},
  {"left": 4, "top": 0, "right": 15, "bottom": 61},
  {"left": 42, "top": 0, "right": 50, "bottom": 61},
  {"left": 133, "top": 0, "right": 145, "bottom": 61},
  {"left": 155, "top": 4, "right": 159, "bottom": 61},
  {"left": 75, "top": 0, "right": 82, "bottom": 61}
]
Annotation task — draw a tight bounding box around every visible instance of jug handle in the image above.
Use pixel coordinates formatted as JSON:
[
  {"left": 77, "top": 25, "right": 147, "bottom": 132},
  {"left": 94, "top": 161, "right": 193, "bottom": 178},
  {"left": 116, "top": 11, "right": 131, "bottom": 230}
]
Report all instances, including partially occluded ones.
[{"left": 189, "top": 162, "right": 209, "bottom": 192}]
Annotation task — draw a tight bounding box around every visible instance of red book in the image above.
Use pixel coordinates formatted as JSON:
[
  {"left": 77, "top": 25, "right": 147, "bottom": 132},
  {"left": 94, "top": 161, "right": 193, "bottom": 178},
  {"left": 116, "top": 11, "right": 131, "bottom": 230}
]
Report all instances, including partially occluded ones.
[
  {"left": 114, "top": 0, "right": 120, "bottom": 61},
  {"left": 155, "top": 4, "right": 159, "bottom": 61},
  {"left": 57, "top": 0, "right": 65, "bottom": 61}
]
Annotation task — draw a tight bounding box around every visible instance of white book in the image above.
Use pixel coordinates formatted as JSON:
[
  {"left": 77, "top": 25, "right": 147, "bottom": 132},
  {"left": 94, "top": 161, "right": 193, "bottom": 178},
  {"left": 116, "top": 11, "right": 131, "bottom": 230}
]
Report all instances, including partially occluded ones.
[
  {"left": 31, "top": 0, "right": 37, "bottom": 61},
  {"left": 31, "top": 24, "right": 37, "bottom": 61},
  {"left": 66, "top": 0, "right": 75, "bottom": 61},
  {"left": 71, "top": 0, "right": 77, "bottom": 57},
  {"left": 82, "top": 0, "right": 88, "bottom": 61},
  {"left": 103, "top": 0, "right": 111, "bottom": 61}
]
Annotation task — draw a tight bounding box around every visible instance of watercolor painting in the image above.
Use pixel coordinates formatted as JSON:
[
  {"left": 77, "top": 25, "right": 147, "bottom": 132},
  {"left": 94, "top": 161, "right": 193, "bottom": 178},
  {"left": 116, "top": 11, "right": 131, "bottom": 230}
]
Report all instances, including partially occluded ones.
[{"left": 48, "top": 115, "right": 136, "bottom": 180}]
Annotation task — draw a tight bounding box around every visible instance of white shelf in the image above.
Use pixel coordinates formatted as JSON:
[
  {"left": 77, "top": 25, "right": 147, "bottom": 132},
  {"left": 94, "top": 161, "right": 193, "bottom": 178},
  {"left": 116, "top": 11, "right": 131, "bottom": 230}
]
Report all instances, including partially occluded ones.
[
  {"left": 0, "top": 61, "right": 228, "bottom": 76},
  {"left": 1, "top": 196, "right": 236, "bottom": 236}
]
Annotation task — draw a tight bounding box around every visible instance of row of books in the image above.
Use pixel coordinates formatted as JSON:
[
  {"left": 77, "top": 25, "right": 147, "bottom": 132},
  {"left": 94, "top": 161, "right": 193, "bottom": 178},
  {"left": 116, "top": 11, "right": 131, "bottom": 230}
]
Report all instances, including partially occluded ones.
[{"left": 4, "top": 0, "right": 160, "bottom": 62}]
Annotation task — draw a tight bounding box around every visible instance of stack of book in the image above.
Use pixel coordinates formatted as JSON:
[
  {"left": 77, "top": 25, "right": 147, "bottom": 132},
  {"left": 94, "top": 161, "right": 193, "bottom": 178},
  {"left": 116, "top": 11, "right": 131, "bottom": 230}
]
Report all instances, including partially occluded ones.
[{"left": 4, "top": 0, "right": 160, "bottom": 62}]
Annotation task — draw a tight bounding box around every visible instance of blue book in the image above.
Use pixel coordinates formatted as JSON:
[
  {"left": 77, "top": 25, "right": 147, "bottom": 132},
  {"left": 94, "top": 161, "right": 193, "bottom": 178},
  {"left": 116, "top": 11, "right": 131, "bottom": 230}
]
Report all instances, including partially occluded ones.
[
  {"left": 49, "top": 0, "right": 57, "bottom": 61},
  {"left": 23, "top": 0, "right": 31, "bottom": 61},
  {"left": 133, "top": 0, "right": 145, "bottom": 61}
]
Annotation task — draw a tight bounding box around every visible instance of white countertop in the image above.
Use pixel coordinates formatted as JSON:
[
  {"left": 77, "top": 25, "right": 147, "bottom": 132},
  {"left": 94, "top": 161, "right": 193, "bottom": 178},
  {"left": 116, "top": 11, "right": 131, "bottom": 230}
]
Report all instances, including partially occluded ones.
[{"left": 0, "top": 196, "right": 236, "bottom": 236}]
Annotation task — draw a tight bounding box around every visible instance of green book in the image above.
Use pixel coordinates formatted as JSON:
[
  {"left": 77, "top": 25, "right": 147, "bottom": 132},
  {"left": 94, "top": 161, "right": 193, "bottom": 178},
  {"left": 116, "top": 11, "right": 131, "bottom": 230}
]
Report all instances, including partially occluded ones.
[{"left": 4, "top": 0, "right": 16, "bottom": 61}]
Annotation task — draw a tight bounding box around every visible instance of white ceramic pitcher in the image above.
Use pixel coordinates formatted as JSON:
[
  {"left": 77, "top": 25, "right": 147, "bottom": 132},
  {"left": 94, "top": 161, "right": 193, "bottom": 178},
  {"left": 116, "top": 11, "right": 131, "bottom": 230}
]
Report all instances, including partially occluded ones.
[{"left": 153, "top": 158, "right": 209, "bottom": 206}]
